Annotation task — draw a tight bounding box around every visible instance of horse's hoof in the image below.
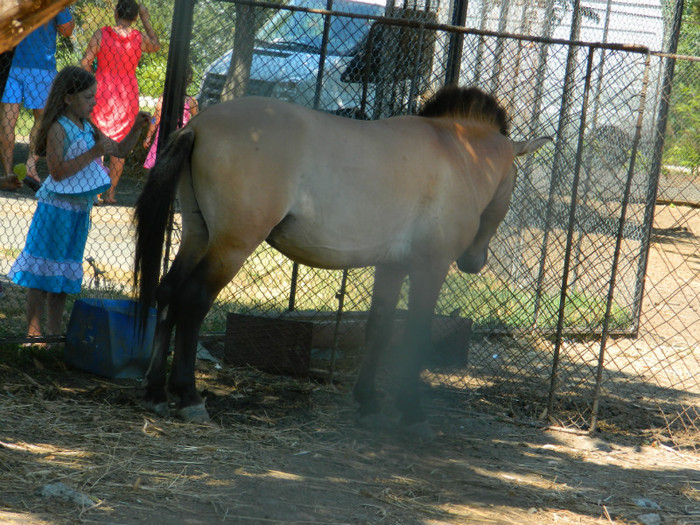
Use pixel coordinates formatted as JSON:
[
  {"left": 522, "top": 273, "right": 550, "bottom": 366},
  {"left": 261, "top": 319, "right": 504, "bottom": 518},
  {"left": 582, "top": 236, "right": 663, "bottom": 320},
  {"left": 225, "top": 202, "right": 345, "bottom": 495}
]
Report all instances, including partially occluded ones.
[
  {"left": 142, "top": 400, "right": 170, "bottom": 418},
  {"left": 356, "top": 411, "right": 394, "bottom": 430},
  {"left": 400, "top": 420, "right": 436, "bottom": 442},
  {"left": 175, "top": 403, "right": 212, "bottom": 424}
]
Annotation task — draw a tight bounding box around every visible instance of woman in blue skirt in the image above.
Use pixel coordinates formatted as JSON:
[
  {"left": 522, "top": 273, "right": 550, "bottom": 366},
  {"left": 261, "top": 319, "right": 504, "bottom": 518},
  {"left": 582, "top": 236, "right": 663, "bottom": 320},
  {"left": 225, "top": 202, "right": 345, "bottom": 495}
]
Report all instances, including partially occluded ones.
[{"left": 8, "top": 66, "right": 149, "bottom": 343}]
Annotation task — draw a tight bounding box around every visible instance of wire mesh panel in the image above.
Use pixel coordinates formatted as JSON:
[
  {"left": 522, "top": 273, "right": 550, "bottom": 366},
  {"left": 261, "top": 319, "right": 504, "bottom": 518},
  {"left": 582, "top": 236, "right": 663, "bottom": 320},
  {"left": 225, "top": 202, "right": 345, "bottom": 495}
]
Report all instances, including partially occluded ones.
[
  {"left": 601, "top": 52, "right": 700, "bottom": 448},
  {"left": 463, "top": 0, "right": 666, "bottom": 52}
]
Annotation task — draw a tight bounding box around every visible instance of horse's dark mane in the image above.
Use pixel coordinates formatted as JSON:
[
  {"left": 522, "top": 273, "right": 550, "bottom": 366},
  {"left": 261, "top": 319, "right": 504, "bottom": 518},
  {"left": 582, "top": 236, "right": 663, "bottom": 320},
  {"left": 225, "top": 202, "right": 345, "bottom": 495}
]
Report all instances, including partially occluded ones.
[{"left": 418, "top": 86, "right": 510, "bottom": 136}]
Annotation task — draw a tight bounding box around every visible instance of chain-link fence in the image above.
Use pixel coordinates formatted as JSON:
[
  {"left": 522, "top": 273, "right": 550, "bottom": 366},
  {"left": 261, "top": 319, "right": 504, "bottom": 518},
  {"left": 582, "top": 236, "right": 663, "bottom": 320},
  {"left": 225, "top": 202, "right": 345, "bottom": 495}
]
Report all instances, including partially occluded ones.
[
  {"left": 0, "top": 0, "right": 698, "bottom": 447},
  {"left": 0, "top": 0, "right": 171, "bottom": 341}
]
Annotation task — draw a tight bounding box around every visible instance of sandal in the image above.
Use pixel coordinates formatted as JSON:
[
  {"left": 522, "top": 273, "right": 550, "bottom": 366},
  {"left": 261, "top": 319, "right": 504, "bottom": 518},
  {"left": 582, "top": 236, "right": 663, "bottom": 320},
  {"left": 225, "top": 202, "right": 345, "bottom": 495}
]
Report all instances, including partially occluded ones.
[
  {"left": 23, "top": 176, "right": 42, "bottom": 192},
  {"left": 0, "top": 175, "right": 22, "bottom": 190},
  {"left": 21, "top": 340, "right": 48, "bottom": 349}
]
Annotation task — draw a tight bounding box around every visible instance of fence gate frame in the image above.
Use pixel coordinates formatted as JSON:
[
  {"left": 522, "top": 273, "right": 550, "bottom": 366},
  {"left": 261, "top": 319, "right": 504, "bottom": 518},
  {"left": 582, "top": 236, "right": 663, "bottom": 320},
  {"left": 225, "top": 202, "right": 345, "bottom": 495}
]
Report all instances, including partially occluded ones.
[{"left": 137, "top": 0, "right": 671, "bottom": 433}]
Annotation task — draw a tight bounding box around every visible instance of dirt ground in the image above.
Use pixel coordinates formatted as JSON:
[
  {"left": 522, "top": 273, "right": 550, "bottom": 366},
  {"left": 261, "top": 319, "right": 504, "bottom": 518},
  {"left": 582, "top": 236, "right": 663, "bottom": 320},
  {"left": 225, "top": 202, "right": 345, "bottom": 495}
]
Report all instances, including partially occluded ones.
[{"left": 1, "top": 338, "right": 699, "bottom": 525}]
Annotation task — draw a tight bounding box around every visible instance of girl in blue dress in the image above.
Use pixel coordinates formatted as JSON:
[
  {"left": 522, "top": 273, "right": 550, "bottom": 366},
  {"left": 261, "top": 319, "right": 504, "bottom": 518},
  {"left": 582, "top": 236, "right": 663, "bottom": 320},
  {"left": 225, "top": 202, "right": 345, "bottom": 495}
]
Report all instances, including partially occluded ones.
[{"left": 8, "top": 66, "right": 150, "bottom": 343}]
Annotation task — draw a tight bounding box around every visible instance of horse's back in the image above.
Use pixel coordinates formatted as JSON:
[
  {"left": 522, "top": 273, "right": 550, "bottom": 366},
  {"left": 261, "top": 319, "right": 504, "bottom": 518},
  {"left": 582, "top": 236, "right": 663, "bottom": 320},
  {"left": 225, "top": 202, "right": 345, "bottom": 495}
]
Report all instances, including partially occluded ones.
[{"left": 184, "top": 97, "right": 516, "bottom": 269}]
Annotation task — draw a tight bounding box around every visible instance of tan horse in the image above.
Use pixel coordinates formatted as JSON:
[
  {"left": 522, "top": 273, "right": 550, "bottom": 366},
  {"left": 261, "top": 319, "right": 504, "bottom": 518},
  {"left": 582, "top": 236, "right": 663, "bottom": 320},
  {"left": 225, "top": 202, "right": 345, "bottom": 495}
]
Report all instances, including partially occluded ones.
[{"left": 134, "top": 86, "right": 550, "bottom": 433}]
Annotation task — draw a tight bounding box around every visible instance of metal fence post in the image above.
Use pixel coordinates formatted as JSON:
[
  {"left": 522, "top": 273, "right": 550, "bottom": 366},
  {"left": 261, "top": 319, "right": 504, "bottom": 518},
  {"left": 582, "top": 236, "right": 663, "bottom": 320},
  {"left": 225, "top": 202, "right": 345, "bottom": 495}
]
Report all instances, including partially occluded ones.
[
  {"left": 590, "top": 52, "right": 652, "bottom": 431},
  {"left": 444, "top": 0, "right": 467, "bottom": 85},
  {"left": 159, "top": 0, "right": 196, "bottom": 276},
  {"left": 631, "top": 0, "right": 685, "bottom": 335},
  {"left": 545, "top": 45, "right": 595, "bottom": 422}
]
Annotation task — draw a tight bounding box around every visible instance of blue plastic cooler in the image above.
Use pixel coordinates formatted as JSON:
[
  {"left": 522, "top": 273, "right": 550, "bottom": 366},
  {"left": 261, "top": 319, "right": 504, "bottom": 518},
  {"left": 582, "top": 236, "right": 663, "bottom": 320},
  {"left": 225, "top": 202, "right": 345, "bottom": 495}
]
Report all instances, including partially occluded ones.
[{"left": 65, "top": 299, "right": 156, "bottom": 379}]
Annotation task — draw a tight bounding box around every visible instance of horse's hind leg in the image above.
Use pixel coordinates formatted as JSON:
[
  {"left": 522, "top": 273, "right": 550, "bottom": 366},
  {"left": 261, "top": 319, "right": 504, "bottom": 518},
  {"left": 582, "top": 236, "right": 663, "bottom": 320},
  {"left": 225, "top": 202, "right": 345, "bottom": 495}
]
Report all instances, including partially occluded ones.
[
  {"left": 142, "top": 209, "right": 210, "bottom": 418},
  {"left": 354, "top": 265, "right": 406, "bottom": 418},
  {"left": 167, "top": 250, "right": 249, "bottom": 422}
]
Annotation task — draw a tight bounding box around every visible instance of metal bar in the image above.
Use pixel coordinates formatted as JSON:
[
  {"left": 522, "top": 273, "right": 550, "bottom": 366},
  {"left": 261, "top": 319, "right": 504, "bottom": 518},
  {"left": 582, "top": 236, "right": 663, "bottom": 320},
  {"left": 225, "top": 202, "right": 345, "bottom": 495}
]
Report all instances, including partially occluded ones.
[
  {"left": 313, "top": 0, "right": 334, "bottom": 110},
  {"left": 545, "top": 42, "right": 595, "bottom": 421},
  {"left": 329, "top": 269, "right": 350, "bottom": 383},
  {"left": 288, "top": 262, "right": 299, "bottom": 312},
  {"left": 303, "top": 0, "right": 336, "bottom": 315},
  {"left": 444, "top": 0, "right": 467, "bottom": 85},
  {"left": 159, "top": 0, "right": 195, "bottom": 276},
  {"left": 471, "top": 326, "right": 635, "bottom": 338},
  {"left": 590, "top": 52, "right": 652, "bottom": 432},
  {"left": 631, "top": 0, "right": 685, "bottom": 337}
]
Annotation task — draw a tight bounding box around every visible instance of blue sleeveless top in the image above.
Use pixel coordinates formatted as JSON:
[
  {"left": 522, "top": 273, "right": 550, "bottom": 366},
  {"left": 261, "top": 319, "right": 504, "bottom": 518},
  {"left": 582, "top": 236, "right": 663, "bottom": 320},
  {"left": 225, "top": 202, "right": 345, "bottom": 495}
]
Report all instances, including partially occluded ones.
[{"left": 39, "top": 116, "right": 111, "bottom": 198}]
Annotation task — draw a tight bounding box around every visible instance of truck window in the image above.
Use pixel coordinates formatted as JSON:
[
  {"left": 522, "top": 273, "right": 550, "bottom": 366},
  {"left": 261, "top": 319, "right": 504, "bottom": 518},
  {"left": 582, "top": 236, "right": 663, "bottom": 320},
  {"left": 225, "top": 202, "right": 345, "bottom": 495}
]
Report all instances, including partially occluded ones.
[{"left": 257, "top": 2, "right": 383, "bottom": 56}]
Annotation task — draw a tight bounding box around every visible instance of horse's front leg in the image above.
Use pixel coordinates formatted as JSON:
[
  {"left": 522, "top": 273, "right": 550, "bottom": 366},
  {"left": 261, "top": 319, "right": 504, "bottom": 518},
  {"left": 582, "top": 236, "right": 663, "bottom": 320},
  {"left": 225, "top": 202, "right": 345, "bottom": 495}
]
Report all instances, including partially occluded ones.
[
  {"left": 168, "top": 251, "right": 246, "bottom": 423},
  {"left": 354, "top": 265, "right": 406, "bottom": 417},
  {"left": 457, "top": 175, "right": 514, "bottom": 274},
  {"left": 395, "top": 264, "right": 450, "bottom": 431}
]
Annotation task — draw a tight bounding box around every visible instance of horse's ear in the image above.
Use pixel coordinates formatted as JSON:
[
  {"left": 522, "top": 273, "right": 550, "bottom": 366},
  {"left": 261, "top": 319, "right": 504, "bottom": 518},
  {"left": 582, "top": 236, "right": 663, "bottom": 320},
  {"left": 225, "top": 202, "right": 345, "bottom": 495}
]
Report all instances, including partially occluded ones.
[{"left": 513, "top": 136, "right": 552, "bottom": 156}]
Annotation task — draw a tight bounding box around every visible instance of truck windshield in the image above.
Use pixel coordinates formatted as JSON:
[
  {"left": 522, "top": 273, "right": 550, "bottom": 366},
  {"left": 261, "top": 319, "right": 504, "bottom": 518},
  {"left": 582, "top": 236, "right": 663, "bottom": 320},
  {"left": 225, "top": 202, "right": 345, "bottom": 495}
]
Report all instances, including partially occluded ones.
[{"left": 257, "top": 1, "right": 384, "bottom": 56}]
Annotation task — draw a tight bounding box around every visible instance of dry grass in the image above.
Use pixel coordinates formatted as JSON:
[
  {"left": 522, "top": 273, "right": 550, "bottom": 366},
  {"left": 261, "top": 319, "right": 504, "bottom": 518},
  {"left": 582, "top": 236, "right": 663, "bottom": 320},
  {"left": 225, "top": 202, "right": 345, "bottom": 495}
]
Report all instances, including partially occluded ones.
[{"left": 2, "top": 342, "right": 700, "bottom": 525}]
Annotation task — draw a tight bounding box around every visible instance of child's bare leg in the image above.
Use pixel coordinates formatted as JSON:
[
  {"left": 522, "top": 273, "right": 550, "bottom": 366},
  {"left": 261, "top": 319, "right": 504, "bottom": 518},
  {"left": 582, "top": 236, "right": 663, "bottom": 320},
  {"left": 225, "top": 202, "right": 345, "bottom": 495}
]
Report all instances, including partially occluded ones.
[
  {"left": 47, "top": 292, "right": 67, "bottom": 336},
  {"left": 105, "top": 157, "right": 125, "bottom": 203},
  {"left": 0, "top": 102, "right": 19, "bottom": 177},
  {"left": 25, "top": 108, "right": 44, "bottom": 181},
  {"left": 26, "top": 288, "right": 47, "bottom": 338}
]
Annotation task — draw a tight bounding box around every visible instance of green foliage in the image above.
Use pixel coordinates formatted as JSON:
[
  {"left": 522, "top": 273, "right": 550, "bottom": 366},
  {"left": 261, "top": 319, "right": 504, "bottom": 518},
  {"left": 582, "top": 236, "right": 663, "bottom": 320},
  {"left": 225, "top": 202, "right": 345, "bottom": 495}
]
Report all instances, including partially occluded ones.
[
  {"left": 136, "top": 0, "right": 172, "bottom": 96},
  {"left": 664, "top": 85, "right": 700, "bottom": 167},
  {"left": 46, "top": 1, "right": 700, "bottom": 176},
  {"left": 53, "top": 0, "right": 172, "bottom": 97},
  {"left": 662, "top": 1, "right": 700, "bottom": 168},
  {"left": 436, "top": 274, "right": 632, "bottom": 332}
]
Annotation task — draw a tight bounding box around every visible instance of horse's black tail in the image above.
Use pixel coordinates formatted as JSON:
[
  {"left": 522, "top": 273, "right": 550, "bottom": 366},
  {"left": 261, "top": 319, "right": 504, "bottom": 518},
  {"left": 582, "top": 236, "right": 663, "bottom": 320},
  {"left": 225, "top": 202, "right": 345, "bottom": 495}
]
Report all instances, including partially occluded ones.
[{"left": 133, "top": 127, "right": 196, "bottom": 332}]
